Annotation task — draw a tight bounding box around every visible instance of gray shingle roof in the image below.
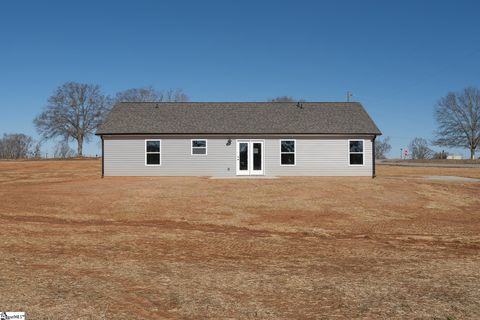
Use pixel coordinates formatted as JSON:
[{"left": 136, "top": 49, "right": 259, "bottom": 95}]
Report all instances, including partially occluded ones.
[{"left": 96, "top": 102, "right": 381, "bottom": 135}]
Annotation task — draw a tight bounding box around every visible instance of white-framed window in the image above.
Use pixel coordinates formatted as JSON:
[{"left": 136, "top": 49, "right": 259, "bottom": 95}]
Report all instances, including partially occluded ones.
[
  {"left": 349, "top": 139, "right": 364, "bottom": 165},
  {"left": 280, "top": 139, "right": 295, "bottom": 166},
  {"left": 145, "top": 139, "right": 161, "bottom": 166},
  {"left": 191, "top": 139, "right": 207, "bottom": 155}
]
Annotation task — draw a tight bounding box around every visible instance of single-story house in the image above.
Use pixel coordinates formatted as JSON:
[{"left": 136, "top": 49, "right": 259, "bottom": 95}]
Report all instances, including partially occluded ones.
[{"left": 95, "top": 102, "right": 381, "bottom": 177}]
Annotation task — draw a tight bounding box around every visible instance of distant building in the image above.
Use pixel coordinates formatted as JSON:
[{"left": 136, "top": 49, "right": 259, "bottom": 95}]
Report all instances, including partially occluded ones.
[{"left": 447, "top": 155, "right": 463, "bottom": 160}]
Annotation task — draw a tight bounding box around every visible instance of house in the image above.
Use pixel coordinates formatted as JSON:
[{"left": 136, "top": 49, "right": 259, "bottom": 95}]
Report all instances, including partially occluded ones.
[{"left": 95, "top": 102, "right": 382, "bottom": 177}]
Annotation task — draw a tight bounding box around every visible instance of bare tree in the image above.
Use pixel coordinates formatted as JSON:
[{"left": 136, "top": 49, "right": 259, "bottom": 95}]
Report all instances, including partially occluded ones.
[
  {"left": 375, "top": 136, "right": 391, "bottom": 159},
  {"left": 31, "top": 142, "right": 42, "bottom": 159},
  {"left": 409, "top": 137, "right": 433, "bottom": 160},
  {"left": 0, "top": 133, "right": 34, "bottom": 159},
  {"left": 54, "top": 141, "right": 76, "bottom": 158},
  {"left": 115, "top": 86, "right": 161, "bottom": 102},
  {"left": 434, "top": 87, "right": 480, "bottom": 160},
  {"left": 432, "top": 150, "right": 448, "bottom": 160},
  {"left": 163, "top": 88, "right": 189, "bottom": 102},
  {"left": 115, "top": 87, "right": 189, "bottom": 103},
  {"left": 34, "top": 82, "right": 112, "bottom": 156},
  {"left": 268, "top": 96, "right": 305, "bottom": 102}
]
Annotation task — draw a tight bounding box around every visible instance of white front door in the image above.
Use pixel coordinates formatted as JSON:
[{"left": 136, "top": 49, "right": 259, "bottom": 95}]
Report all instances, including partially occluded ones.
[{"left": 236, "top": 140, "right": 264, "bottom": 176}]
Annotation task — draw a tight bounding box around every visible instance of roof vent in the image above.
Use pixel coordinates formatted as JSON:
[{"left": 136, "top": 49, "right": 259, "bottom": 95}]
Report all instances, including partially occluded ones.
[
  {"left": 155, "top": 103, "right": 159, "bottom": 109},
  {"left": 296, "top": 102, "right": 303, "bottom": 109}
]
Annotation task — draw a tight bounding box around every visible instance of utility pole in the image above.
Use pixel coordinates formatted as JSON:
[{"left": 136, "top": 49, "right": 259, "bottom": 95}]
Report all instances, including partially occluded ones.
[{"left": 346, "top": 91, "right": 352, "bottom": 102}]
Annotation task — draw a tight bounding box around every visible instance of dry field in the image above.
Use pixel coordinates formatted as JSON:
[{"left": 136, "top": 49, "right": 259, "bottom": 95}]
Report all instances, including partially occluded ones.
[
  {"left": 383, "top": 159, "right": 480, "bottom": 165},
  {"left": 0, "top": 160, "right": 479, "bottom": 319}
]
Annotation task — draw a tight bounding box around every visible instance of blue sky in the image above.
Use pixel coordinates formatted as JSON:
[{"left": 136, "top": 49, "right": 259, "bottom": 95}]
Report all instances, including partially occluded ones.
[{"left": 1, "top": 0, "right": 479, "bottom": 157}]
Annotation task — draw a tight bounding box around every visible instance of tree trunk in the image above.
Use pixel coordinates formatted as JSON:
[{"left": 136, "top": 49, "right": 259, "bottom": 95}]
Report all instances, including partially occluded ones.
[
  {"left": 470, "top": 146, "right": 476, "bottom": 160},
  {"left": 77, "top": 136, "right": 83, "bottom": 157}
]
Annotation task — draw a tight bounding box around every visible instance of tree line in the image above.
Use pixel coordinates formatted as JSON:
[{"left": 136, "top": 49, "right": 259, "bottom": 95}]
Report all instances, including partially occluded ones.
[
  {"left": 1, "top": 83, "right": 479, "bottom": 160},
  {"left": 376, "top": 87, "right": 480, "bottom": 160},
  {"left": 0, "top": 84, "right": 189, "bottom": 159},
  {"left": 33, "top": 83, "right": 190, "bottom": 157},
  {"left": 0, "top": 134, "right": 40, "bottom": 159},
  {"left": 375, "top": 136, "right": 450, "bottom": 160}
]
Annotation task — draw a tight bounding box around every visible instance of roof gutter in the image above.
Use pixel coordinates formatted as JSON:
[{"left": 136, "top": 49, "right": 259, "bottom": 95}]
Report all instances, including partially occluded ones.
[{"left": 95, "top": 132, "right": 381, "bottom": 136}]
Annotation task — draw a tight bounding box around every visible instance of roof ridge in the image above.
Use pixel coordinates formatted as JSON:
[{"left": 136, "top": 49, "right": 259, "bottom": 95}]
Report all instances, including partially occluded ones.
[{"left": 117, "top": 101, "right": 362, "bottom": 104}]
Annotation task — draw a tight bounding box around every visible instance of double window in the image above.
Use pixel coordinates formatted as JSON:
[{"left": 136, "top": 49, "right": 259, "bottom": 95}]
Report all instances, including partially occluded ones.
[
  {"left": 145, "top": 140, "right": 161, "bottom": 165},
  {"left": 280, "top": 140, "right": 295, "bottom": 165},
  {"left": 191, "top": 139, "right": 207, "bottom": 155},
  {"left": 349, "top": 140, "right": 364, "bottom": 165}
]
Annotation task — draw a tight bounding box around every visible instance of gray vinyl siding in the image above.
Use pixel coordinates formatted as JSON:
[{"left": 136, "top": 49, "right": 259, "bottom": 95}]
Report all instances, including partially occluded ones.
[
  {"left": 103, "top": 135, "right": 373, "bottom": 176},
  {"left": 264, "top": 137, "right": 373, "bottom": 176},
  {"left": 104, "top": 136, "right": 234, "bottom": 176}
]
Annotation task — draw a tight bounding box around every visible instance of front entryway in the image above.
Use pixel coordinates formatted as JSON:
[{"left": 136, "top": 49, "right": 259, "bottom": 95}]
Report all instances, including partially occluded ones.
[{"left": 236, "top": 140, "right": 264, "bottom": 175}]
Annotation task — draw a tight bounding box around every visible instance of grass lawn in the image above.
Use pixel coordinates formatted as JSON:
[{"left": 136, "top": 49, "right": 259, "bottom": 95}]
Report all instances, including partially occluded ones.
[{"left": 0, "top": 159, "right": 479, "bottom": 319}]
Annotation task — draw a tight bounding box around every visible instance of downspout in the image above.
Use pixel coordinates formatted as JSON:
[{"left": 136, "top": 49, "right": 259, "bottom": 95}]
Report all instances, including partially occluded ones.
[
  {"left": 372, "top": 135, "right": 376, "bottom": 178},
  {"left": 101, "top": 135, "right": 105, "bottom": 178}
]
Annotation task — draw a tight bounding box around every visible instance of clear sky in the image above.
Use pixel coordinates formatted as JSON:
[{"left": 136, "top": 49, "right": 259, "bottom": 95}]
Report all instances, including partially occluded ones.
[{"left": 1, "top": 0, "right": 479, "bottom": 157}]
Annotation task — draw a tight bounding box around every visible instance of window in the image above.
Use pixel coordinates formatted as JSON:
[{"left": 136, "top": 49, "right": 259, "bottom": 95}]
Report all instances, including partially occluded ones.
[
  {"left": 349, "top": 140, "right": 364, "bottom": 165},
  {"left": 191, "top": 139, "right": 207, "bottom": 155},
  {"left": 145, "top": 140, "right": 161, "bottom": 165},
  {"left": 280, "top": 140, "right": 295, "bottom": 165}
]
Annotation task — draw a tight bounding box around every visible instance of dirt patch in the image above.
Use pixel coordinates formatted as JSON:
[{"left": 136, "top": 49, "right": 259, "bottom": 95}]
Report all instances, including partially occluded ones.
[{"left": 0, "top": 159, "right": 479, "bottom": 319}]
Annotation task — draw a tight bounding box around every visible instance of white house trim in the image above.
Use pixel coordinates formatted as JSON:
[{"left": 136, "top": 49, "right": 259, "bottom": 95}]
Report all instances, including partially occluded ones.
[
  {"left": 348, "top": 139, "right": 365, "bottom": 166},
  {"left": 145, "top": 139, "right": 162, "bottom": 166},
  {"left": 279, "top": 139, "right": 296, "bottom": 166},
  {"left": 191, "top": 139, "right": 208, "bottom": 156}
]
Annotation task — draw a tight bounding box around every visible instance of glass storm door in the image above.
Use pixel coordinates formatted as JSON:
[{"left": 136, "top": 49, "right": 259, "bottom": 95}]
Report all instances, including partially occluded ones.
[
  {"left": 236, "top": 140, "right": 264, "bottom": 175},
  {"left": 250, "top": 141, "right": 264, "bottom": 175}
]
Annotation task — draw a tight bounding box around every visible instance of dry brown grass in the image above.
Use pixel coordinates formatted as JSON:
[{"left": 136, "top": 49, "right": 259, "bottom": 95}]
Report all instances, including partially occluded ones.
[
  {"left": 385, "top": 159, "right": 480, "bottom": 165},
  {"left": 379, "top": 164, "right": 480, "bottom": 179},
  {"left": 0, "top": 160, "right": 479, "bottom": 319}
]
